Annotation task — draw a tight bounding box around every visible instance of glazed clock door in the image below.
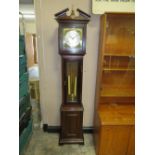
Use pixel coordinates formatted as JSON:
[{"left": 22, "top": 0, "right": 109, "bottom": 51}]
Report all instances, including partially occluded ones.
[
  {"left": 62, "top": 58, "right": 82, "bottom": 104},
  {"left": 59, "top": 25, "right": 86, "bottom": 55}
]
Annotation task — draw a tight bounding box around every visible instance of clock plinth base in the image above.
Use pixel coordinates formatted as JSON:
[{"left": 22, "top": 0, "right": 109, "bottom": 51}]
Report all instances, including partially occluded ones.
[
  {"left": 59, "top": 137, "right": 84, "bottom": 145},
  {"left": 59, "top": 104, "right": 84, "bottom": 145}
]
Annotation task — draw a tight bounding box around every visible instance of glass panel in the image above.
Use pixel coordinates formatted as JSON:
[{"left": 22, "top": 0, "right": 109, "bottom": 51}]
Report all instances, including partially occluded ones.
[
  {"left": 105, "top": 14, "right": 135, "bottom": 56},
  {"left": 66, "top": 61, "right": 79, "bottom": 102},
  {"left": 103, "top": 56, "right": 135, "bottom": 71},
  {"left": 101, "top": 55, "right": 135, "bottom": 99},
  {"left": 99, "top": 14, "right": 135, "bottom": 104}
]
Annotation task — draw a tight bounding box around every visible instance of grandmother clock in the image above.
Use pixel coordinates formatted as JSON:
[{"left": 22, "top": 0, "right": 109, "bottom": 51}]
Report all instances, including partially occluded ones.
[{"left": 55, "top": 8, "right": 90, "bottom": 144}]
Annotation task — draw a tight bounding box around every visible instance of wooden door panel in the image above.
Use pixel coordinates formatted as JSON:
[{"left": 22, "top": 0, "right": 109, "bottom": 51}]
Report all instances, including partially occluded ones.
[
  {"left": 99, "top": 126, "right": 130, "bottom": 155},
  {"left": 61, "top": 111, "right": 82, "bottom": 139}
]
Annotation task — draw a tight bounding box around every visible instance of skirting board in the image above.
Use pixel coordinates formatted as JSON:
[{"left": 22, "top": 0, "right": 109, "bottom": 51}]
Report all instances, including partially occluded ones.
[{"left": 43, "top": 124, "right": 94, "bottom": 133}]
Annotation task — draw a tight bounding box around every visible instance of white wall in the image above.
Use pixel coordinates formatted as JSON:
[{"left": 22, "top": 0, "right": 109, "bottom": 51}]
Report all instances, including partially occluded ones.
[
  {"left": 25, "top": 22, "right": 36, "bottom": 34},
  {"left": 34, "top": 0, "right": 100, "bottom": 127},
  {"left": 19, "top": 19, "right": 36, "bottom": 34}
]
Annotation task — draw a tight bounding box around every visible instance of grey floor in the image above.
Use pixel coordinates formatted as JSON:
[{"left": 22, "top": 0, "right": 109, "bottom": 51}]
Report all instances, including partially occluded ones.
[{"left": 23, "top": 128, "right": 96, "bottom": 155}]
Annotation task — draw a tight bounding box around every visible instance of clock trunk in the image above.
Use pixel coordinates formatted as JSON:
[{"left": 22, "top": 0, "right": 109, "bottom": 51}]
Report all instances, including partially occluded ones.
[{"left": 62, "top": 56, "right": 83, "bottom": 104}]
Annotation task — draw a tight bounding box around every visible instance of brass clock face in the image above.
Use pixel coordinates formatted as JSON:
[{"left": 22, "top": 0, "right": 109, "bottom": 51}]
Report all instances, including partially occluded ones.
[{"left": 63, "top": 28, "right": 83, "bottom": 49}]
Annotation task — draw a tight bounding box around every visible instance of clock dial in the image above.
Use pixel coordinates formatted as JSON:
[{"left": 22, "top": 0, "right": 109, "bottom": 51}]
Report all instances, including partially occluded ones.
[
  {"left": 64, "top": 30, "right": 80, "bottom": 47},
  {"left": 63, "top": 28, "right": 83, "bottom": 49}
]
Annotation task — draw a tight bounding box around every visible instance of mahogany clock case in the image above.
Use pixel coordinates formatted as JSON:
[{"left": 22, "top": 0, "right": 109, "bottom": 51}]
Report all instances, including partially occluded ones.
[{"left": 55, "top": 8, "right": 90, "bottom": 145}]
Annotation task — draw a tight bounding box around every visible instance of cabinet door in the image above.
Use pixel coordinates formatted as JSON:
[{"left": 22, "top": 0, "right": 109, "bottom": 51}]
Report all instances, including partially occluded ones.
[
  {"left": 99, "top": 126, "right": 130, "bottom": 155},
  {"left": 105, "top": 13, "right": 135, "bottom": 56},
  {"left": 61, "top": 111, "right": 83, "bottom": 139},
  {"left": 99, "top": 13, "right": 135, "bottom": 104}
]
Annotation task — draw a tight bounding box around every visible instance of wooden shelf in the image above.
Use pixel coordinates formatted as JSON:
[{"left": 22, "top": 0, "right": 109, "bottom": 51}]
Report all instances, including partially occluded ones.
[
  {"left": 103, "top": 55, "right": 135, "bottom": 71},
  {"left": 100, "top": 85, "right": 135, "bottom": 97},
  {"left": 104, "top": 53, "right": 135, "bottom": 57},
  {"left": 103, "top": 68, "right": 134, "bottom": 71}
]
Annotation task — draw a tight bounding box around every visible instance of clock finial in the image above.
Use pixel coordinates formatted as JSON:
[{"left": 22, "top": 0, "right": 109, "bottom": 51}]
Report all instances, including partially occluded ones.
[{"left": 70, "top": 5, "right": 75, "bottom": 18}]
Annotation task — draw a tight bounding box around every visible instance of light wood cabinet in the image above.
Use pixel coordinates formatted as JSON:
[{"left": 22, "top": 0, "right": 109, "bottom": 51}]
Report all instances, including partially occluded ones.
[{"left": 94, "top": 13, "right": 135, "bottom": 155}]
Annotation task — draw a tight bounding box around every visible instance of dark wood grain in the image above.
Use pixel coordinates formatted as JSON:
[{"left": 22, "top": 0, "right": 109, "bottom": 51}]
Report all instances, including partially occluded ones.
[{"left": 55, "top": 8, "right": 90, "bottom": 145}]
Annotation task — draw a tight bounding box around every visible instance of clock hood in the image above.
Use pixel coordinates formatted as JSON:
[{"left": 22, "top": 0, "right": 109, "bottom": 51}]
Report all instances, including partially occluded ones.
[{"left": 55, "top": 8, "right": 91, "bottom": 24}]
